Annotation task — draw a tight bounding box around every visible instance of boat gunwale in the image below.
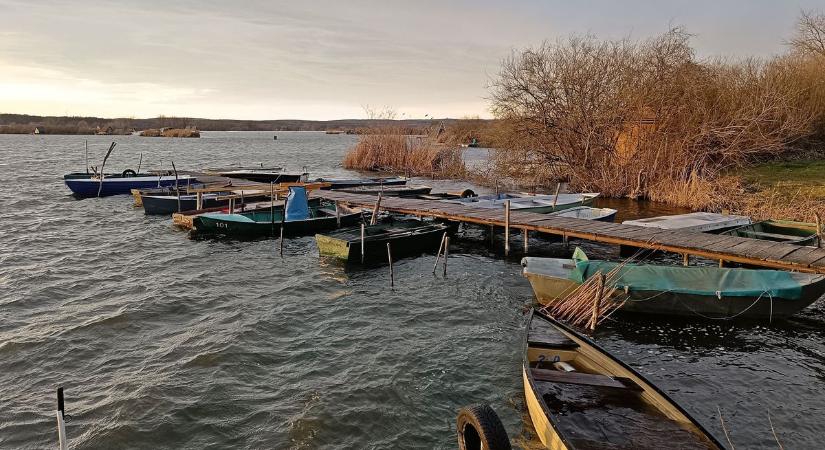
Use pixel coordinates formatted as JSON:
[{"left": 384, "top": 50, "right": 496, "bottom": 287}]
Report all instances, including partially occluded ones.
[{"left": 522, "top": 308, "right": 724, "bottom": 449}]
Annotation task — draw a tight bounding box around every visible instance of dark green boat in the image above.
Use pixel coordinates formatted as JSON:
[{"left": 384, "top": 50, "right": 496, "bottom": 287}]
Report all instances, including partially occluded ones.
[
  {"left": 315, "top": 218, "right": 452, "bottom": 263},
  {"left": 721, "top": 219, "right": 821, "bottom": 247},
  {"left": 192, "top": 186, "right": 363, "bottom": 238}
]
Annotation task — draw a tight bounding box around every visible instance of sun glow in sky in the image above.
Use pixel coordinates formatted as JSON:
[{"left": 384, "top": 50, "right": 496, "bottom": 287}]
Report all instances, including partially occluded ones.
[{"left": 1, "top": 0, "right": 823, "bottom": 120}]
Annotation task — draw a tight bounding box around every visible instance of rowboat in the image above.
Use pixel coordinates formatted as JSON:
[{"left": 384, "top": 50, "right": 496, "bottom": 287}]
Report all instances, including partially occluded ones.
[
  {"left": 721, "top": 220, "right": 821, "bottom": 247},
  {"left": 623, "top": 212, "right": 751, "bottom": 233},
  {"left": 444, "top": 192, "right": 599, "bottom": 213},
  {"left": 315, "top": 177, "right": 408, "bottom": 189},
  {"left": 63, "top": 172, "right": 197, "bottom": 198},
  {"left": 415, "top": 189, "right": 476, "bottom": 200},
  {"left": 214, "top": 169, "right": 304, "bottom": 183},
  {"left": 192, "top": 187, "right": 361, "bottom": 238},
  {"left": 334, "top": 185, "right": 433, "bottom": 197},
  {"left": 139, "top": 190, "right": 270, "bottom": 215},
  {"left": 547, "top": 206, "right": 617, "bottom": 222},
  {"left": 522, "top": 308, "right": 723, "bottom": 449},
  {"left": 521, "top": 251, "right": 825, "bottom": 320},
  {"left": 316, "top": 218, "right": 452, "bottom": 263}
]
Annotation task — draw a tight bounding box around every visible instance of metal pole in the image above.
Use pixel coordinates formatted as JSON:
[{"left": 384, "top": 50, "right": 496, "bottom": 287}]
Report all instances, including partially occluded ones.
[
  {"left": 387, "top": 243, "right": 394, "bottom": 288},
  {"left": 505, "top": 200, "right": 511, "bottom": 256}
]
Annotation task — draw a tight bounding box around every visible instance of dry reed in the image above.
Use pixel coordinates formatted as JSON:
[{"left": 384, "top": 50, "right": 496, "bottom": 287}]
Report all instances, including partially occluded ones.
[
  {"left": 541, "top": 264, "right": 627, "bottom": 330},
  {"left": 342, "top": 126, "right": 464, "bottom": 177}
]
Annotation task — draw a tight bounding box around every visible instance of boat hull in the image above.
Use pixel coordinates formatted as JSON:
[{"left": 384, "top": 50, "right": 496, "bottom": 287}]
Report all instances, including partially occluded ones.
[
  {"left": 316, "top": 221, "right": 451, "bottom": 263},
  {"left": 193, "top": 211, "right": 361, "bottom": 238},
  {"left": 64, "top": 174, "right": 196, "bottom": 198}
]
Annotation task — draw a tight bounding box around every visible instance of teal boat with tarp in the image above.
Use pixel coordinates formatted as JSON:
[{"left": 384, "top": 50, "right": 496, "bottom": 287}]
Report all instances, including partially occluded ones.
[
  {"left": 522, "top": 249, "right": 825, "bottom": 320},
  {"left": 192, "top": 186, "right": 362, "bottom": 238}
]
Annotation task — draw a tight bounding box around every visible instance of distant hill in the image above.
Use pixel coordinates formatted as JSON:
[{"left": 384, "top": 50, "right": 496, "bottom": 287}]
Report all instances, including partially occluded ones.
[{"left": 0, "top": 113, "right": 483, "bottom": 135}]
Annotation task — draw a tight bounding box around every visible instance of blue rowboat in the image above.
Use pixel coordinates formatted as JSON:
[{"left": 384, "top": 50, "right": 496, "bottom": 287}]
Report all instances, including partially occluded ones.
[{"left": 63, "top": 173, "right": 198, "bottom": 198}]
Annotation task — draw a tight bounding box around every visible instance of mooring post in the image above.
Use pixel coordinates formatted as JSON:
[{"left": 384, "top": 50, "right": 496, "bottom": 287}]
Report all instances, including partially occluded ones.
[
  {"left": 279, "top": 225, "right": 284, "bottom": 257},
  {"left": 523, "top": 228, "right": 529, "bottom": 253},
  {"left": 443, "top": 236, "right": 450, "bottom": 277},
  {"left": 505, "top": 200, "right": 511, "bottom": 256},
  {"left": 490, "top": 224, "right": 494, "bottom": 247},
  {"left": 387, "top": 243, "right": 394, "bottom": 288},
  {"left": 551, "top": 182, "right": 561, "bottom": 210},
  {"left": 172, "top": 161, "right": 181, "bottom": 212},
  {"left": 56, "top": 387, "right": 67, "bottom": 450},
  {"left": 361, "top": 223, "right": 365, "bottom": 264},
  {"left": 719, "top": 259, "right": 725, "bottom": 268},
  {"left": 335, "top": 201, "right": 341, "bottom": 227},
  {"left": 370, "top": 192, "right": 383, "bottom": 225},
  {"left": 816, "top": 212, "right": 822, "bottom": 248},
  {"left": 433, "top": 232, "right": 447, "bottom": 274},
  {"left": 196, "top": 192, "right": 203, "bottom": 210},
  {"left": 683, "top": 253, "right": 690, "bottom": 266}
]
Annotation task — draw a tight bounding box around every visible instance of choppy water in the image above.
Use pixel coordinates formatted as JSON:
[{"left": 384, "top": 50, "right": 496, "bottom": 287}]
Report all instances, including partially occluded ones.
[{"left": 0, "top": 132, "right": 823, "bottom": 449}]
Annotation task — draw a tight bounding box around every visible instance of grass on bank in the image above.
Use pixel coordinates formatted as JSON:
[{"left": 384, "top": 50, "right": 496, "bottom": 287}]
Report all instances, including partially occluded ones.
[{"left": 732, "top": 160, "right": 825, "bottom": 222}]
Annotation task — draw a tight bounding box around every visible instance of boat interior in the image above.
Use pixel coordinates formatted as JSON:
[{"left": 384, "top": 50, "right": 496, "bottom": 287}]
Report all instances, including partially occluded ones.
[{"left": 526, "top": 313, "right": 717, "bottom": 449}]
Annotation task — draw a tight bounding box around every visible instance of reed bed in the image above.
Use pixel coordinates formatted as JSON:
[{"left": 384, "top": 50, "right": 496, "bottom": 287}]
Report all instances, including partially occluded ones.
[{"left": 343, "top": 128, "right": 464, "bottom": 177}]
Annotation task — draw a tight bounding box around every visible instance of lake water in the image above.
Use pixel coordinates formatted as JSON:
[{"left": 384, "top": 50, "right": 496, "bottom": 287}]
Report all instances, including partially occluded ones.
[{"left": 1, "top": 131, "right": 823, "bottom": 449}]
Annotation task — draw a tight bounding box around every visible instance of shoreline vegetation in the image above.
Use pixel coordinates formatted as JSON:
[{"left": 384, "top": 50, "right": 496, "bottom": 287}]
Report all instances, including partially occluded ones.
[{"left": 344, "top": 12, "right": 825, "bottom": 223}]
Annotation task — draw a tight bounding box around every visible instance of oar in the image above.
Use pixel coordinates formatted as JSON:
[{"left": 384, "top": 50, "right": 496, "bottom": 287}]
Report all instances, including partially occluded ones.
[{"left": 96, "top": 142, "right": 117, "bottom": 197}]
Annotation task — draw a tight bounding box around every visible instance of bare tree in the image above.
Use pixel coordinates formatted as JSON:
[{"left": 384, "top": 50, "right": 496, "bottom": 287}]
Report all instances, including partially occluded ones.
[{"left": 789, "top": 10, "right": 825, "bottom": 57}]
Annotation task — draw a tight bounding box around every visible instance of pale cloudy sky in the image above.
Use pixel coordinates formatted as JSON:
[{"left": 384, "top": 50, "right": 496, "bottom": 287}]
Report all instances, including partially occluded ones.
[{"left": 1, "top": 0, "right": 823, "bottom": 120}]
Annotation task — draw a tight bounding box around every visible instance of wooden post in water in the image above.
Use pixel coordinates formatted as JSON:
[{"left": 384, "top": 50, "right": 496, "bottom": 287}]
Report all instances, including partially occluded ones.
[
  {"left": 433, "top": 232, "right": 448, "bottom": 274},
  {"left": 504, "top": 200, "right": 511, "bottom": 256},
  {"left": 443, "top": 236, "right": 450, "bottom": 277},
  {"left": 360, "top": 223, "right": 366, "bottom": 264},
  {"left": 56, "top": 387, "right": 67, "bottom": 450},
  {"left": 590, "top": 272, "right": 605, "bottom": 331},
  {"left": 370, "top": 192, "right": 383, "bottom": 225},
  {"left": 490, "top": 225, "right": 495, "bottom": 247},
  {"left": 137, "top": 153, "right": 143, "bottom": 174},
  {"left": 335, "top": 201, "right": 341, "bottom": 227},
  {"left": 683, "top": 253, "right": 690, "bottom": 266},
  {"left": 816, "top": 212, "right": 822, "bottom": 248},
  {"left": 196, "top": 192, "right": 203, "bottom": 210},
  {"left": 523, "top": 228, "right": 529, "bottom": 253},
  {"left": 719, "top": 259, "right": 725, "bottom": 268},
  {"left": 279, "top": 226, "right": 284, "bottom": 257},
  {"left": 387, "top": 243, "right": 394, "bottom": 288}
]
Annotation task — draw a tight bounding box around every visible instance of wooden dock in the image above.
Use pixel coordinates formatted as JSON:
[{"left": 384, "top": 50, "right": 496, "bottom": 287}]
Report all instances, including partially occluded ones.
[{"left": 315, "top": 191, "right": 825, "bottom": 274}]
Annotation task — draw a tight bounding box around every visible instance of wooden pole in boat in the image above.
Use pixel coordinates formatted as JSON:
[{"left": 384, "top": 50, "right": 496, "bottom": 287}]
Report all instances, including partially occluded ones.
[
  {"left": 590, "top": 272, "right": 605, "bottom": 331},
  {"left": 84, "top": 140, "right": 89, "bottom": 174},
  {"left": 443, "top": 236, "right": 450, "bottom": 277},
  {"left": 137, "top": 152, "right": 143, "bottom": 174},
  {"left": 523, "top": 228, "right": 529, "bottom": 253},
  {"left": 433, "top": 232, "right": 447, "bottom": 274},
  {"left": 504, "top": 200, "right": 511, "bottom": 256},
  {"left": 56, "top": 387, "right": 67, "bottom": 450},
  {"left": 370, "top": 192, "right": 383, "bottom": 225},
  {"left": 172, "top": 161, "right": 181, "bottom": 213},
  {"left": 360, "top": 223, "right": 366, "bottom": 264},
  {"left": 387, "top": 243, "right": 394, "bottom": 288},
  {"left": 551, "top": 182, "right": 561, "bottom": 210},
  {"left": 335, "top": 201, "right": 341, "bottom": 227},
  {"left": 96, "top": 142, "right": 116, "bottom": 197}
]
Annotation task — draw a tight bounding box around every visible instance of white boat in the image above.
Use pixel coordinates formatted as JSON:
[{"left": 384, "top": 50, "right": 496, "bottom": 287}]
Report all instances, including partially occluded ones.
[
  {"left": 548, "top": 206, "right": 617, "bottom": 222},
  {"left": 622, "top": 212, "right": 750, "bottom": 233},
  {"left": 443, "top": 192, "right": 600, "bottom": 213}
]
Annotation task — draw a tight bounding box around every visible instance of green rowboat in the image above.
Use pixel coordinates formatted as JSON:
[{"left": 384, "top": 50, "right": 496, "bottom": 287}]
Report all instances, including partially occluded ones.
[
  {"left": 721, "top": 219, "right": 821, "bottom": 247},
  {"left": 192, "top": 202, "right": 362, "bottom": 238}
]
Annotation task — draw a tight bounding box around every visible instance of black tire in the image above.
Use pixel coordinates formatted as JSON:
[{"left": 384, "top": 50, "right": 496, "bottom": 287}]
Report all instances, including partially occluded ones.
[
  {"left": 456, "top": 403, "right": 511, "bottom": 450},
  {"left": 122, "top": 169, "right": 137, "bottom": 177}
]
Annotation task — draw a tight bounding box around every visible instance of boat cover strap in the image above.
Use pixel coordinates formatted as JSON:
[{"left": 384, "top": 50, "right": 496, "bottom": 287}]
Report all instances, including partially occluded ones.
[{"left": 569, "top": 261, "right": 805, "bottom": 299}]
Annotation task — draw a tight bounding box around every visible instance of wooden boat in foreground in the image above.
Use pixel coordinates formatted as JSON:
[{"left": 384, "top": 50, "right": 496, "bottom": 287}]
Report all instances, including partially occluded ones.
[
  {"left": 523, "top": 308, "right": 723, "bottom": 449},
  {"left": 521, "top": 252, "right": 825, "bottom": 320},
  {"left": 316, "top": 218, "right": 452, "bottom": 263},
  {"left": 721, "top": 219, "right": 821, "bottom": 247}
]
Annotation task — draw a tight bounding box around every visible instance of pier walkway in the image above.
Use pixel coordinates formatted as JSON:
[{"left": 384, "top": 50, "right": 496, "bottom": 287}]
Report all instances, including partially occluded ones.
[{"left": 315, "top": 191, "right": 825, "bottom": 274}]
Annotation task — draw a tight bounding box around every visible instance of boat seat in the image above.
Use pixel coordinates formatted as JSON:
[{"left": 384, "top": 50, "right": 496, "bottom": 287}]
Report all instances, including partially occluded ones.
[
  {"left": 531, "top": 368, "right": 642, "bottom": 391},
  {"left": 528, "top": 322, "right": 580, "bottom": 349}
]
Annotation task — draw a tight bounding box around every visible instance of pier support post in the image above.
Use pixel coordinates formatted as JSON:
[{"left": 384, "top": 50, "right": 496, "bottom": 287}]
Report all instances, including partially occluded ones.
[
  {"left": 196, "top": 192, "right": 203, "bottom": 210},
  {"left": 719, "top": 259, "right": 725, "bottom": 268},
  {"left": 816, "top": 212, "right": 822, "bottom": 248},
  {"left": 505, "top": 200, "right": 511, "bottom": 256},
  {"left": 361, "top": 223, "right": 365, "bottom": 264},
  {"left": 490, "top": 225, "right": 494, "bottom": 247},
  {"left": 335, "top": 201, "right": 341, "bottom": 227},
  {"left": 387, "top": 243, "right": 394, "bottom": 288},
  {"left": 523, "top": 228, "right": 529, "bottom": 253},
  {"left": 443, "top": 236, "right": 450, "bottom": 277},
  {"left": 683, "top": 254, "right": 690, "bottom": 266}
]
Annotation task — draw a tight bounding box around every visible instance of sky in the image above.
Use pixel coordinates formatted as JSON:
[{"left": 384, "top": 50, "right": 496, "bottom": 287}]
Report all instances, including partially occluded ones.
[{"left": 1, "top": 0, "right": 824, "bottom": 120}]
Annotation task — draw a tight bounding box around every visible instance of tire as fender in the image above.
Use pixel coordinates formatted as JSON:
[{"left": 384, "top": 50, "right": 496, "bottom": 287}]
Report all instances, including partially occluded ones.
[{"left": 456, "top": 403, "right": 511, "bottom": 450}]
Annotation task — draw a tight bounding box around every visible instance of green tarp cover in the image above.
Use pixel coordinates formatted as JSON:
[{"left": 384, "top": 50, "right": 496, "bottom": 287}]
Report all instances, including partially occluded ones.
[{"left": 569, "top": 261, "right": 805, "bottom": 300}]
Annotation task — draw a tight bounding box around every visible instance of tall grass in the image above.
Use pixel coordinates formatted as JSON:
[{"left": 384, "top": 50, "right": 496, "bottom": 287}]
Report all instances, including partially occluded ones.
[{"left": 343, "top": 127, "right": 464, "bottom": 177}]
